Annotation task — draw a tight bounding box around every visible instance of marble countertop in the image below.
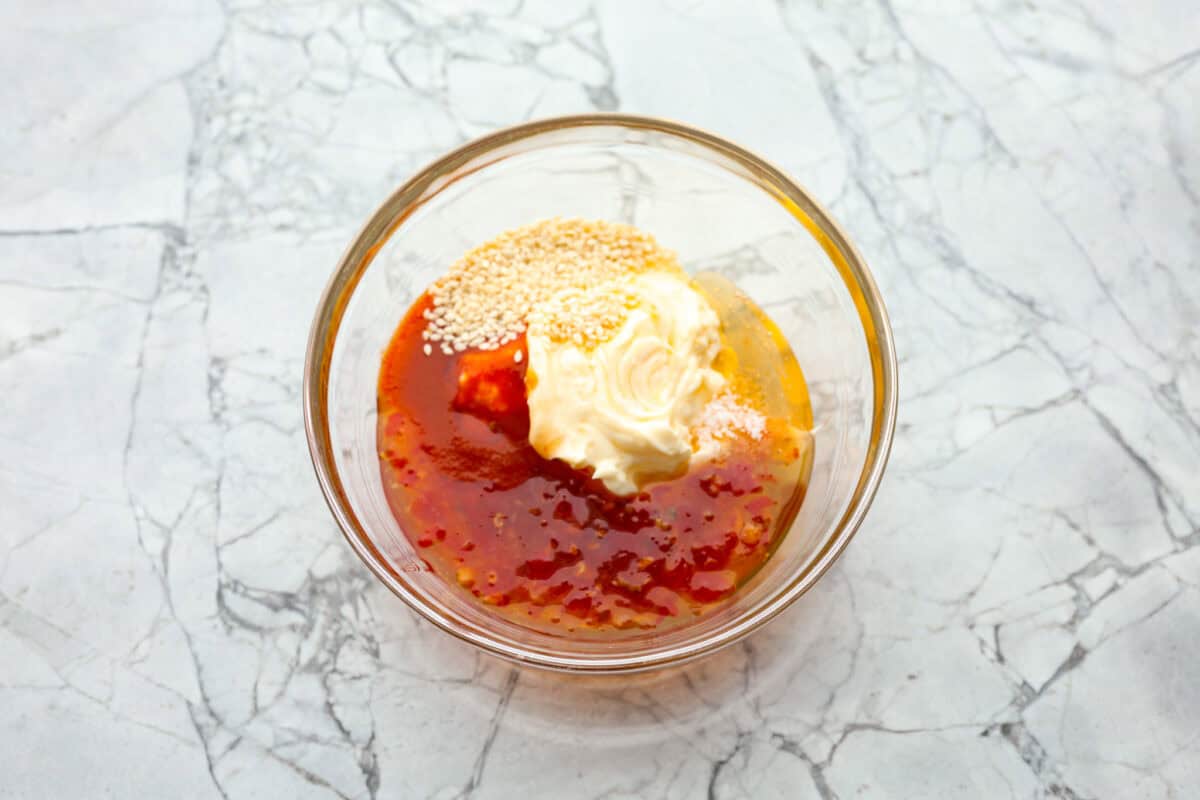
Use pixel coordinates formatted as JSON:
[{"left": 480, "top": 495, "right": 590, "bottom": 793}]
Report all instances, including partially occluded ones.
[{"left": 3, "top": 1, "right": 1197, "bottom": 797}]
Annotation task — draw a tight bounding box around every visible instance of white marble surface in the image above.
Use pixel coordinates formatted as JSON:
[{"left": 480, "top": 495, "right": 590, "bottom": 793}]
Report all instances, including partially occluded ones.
[{"left": 2, "top": 0, "right": 1197, "bottom": 797}]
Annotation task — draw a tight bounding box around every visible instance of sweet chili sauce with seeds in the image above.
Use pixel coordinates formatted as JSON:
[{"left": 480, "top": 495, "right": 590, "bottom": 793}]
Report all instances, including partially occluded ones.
[{"left": 377, "top": 293, "right": 809, "bottom": 635}]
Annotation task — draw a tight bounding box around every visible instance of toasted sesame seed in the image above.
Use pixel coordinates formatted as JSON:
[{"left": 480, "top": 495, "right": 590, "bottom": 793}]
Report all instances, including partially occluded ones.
[{"left": 424, "top": 218, "right": 682, "bottom": 351}]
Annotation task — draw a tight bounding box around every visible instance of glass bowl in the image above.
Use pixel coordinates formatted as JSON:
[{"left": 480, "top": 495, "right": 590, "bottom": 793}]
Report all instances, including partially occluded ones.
[{"left": 303, "top": 114, "right": 897, "bottom": 673}]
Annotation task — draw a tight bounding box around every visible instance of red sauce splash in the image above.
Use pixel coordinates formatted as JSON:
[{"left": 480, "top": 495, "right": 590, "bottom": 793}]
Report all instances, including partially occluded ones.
[{"left": 377, "top": 294, "right": 806, "bottom": 634}]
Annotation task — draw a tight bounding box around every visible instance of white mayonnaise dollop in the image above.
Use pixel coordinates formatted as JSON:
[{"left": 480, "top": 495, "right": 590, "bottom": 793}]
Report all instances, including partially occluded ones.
[{"left": 524, "top": 271, "right": 725, "bottom": 495}]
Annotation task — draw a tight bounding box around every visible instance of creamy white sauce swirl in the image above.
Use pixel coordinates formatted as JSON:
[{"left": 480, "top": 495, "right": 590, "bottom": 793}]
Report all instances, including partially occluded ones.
[{"left": 525, "top": 271, "right": 725, "bottom": 495}]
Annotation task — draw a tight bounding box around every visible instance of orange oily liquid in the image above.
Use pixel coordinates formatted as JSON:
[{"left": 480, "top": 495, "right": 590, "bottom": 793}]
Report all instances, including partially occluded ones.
[{"left": 377, "top": 280, "right": 813, "bottom": 636}]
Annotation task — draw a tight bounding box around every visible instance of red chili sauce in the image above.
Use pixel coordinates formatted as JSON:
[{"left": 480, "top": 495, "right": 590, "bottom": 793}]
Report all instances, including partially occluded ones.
[{"left": 377, "top": 294, "right": 806, "bottom": 634}]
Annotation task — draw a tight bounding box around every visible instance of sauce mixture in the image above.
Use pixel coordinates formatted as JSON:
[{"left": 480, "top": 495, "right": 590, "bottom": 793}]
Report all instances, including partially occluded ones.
[{"left": 378, "top": 291, "right": 811, "bottom": 635}]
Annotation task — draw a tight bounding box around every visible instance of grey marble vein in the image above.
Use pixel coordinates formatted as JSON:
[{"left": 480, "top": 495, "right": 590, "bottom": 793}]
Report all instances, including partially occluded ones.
[{"left": 1, "top": 0, "right": 1197, "bottom": 797}]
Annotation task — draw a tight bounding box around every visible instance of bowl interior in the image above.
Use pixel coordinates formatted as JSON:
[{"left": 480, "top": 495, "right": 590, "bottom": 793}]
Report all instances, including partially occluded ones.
[{"left": 310, "top": 118, "right": 893, "bottom": 670}]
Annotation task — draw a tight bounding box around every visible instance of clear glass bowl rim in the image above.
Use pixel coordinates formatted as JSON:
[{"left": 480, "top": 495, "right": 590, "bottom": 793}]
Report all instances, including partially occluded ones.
[{"left": 302, "top": 113, "right": 899, "bottom": 673}]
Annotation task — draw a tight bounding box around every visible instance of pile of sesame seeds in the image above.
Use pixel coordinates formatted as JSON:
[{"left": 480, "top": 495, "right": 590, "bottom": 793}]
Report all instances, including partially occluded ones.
[
  {"left": 423, "top": 218, "right": 681, "bottom": 353},
  {"left": 526, "top": 282, "right": 644, "bottom": 348}
]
